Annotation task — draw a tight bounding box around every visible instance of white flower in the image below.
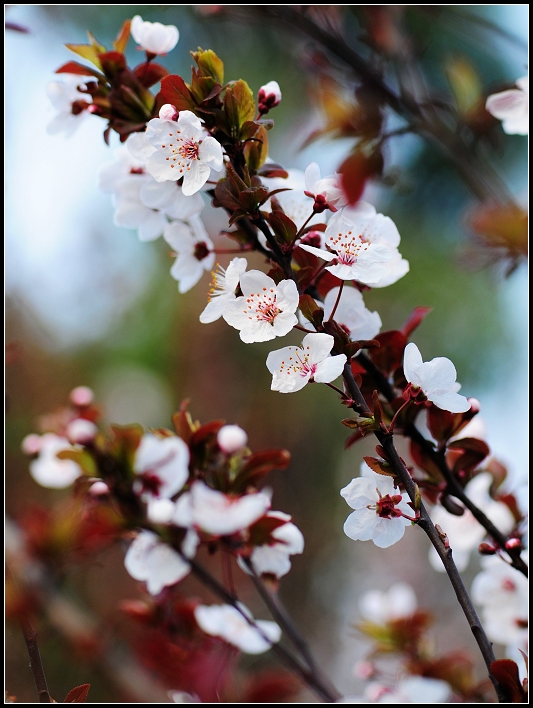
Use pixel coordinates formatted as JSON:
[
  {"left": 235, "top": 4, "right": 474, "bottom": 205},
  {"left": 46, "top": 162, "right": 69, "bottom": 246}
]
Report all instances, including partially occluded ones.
[
  {"left": 46, "top": 75, "right": 90, "bottom": 137},
  {"left": 98, "top": 145, "right": 147, "bottom": 194},
  {"left": 322, "top": 287, "right": 382, "bottom": 341},
  {"left": 374, "top": 676, "right": 452, "bottom": 703},
  {"left": 223, "top": 271, "right": 299, "bottom": 343},
  {"left": 133, "top": 434, "right": 189, "bottom": 502},
  {"left": 471, "top": 553, "right": 528, "bottom": 647},
  {"left": 304, "top": 162, "right": 343, "bottom": 208},
  {"left": 145, "top": 111, "right": 224, "bottom": 194},
  {"left": 127, "top": 131, "right": 158, "bottom": 163},
  {"left": 217, "top": 425, "right": 248, "bottom": 454},
  {"left": 124, "top": 529, "right": 198, "bottom": 596},
  {"left": 113, "top": 178, "right": 169, "bottom": 242},
  {"left": 164, "top": 215, "right": 215, "bottom": 293},
  {"left": 69, "top": 385, "right": 94, "bottom": 407},
  {"left": 341, "top": 463, "right": 413, "bottom": 548},
  {"left": 258, "top": 81, "right": 282, "bottom": 113},
  {"left": 266, "top": 332, "right": 347, "bottom": 393},
  {"left": 428, "top": 473, "right": 515, "bottom": 572},
  {"left": 300, "top": 203, "right": 401, "bottom": 285},
  {"left": 199, "top": 258, "right": 248, "bottom": 324},
  {"left": 173, "top": 481, "right": 271, "bottom": 536},
  {"left": 359, "top": 582, "right": 417, "bottom": 624},
  {"left": 486, "top": 75, "right": 528, "bottom": 135},
  {"left": 131, "top": 15, "right": 179, "bottom": 55},
  {"left": 194, "top": 603, "right": 281, "bottom": 654},
  {"left": 245, "top": 511, "right": 304, "bottom": 578},
  {"left": 404, "top": 342, "right": 470, "bottom": 413},
  {"left": 29, "top": 433, "right": 81, "bottom": 489}
]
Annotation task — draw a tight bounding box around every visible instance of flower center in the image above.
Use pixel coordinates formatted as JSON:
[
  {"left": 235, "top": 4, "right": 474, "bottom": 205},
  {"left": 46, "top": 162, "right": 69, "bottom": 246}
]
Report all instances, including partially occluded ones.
[
  {"left": 178, "top": 139, "right": 200, "bottom": 161},
  {"left": 243, "top": 288, "right": 281, "bottom": 325},
  {"left": 276, "top": 345, "right": 317, "bottom": 379},
  {"left": 329, "top": 230, "right": 370, "bottom": 265},
  {"left": 502, "top": 579, "right": 516, "bottom": 592},
  {"left": 194, "top": 241, "right": 210, "bottom": 262},
  {"left": 207, "top": 264, "right": 227, "bottom": 302},
  {"left": 374, "top": 493, "right": 404, "bottom": 518}
]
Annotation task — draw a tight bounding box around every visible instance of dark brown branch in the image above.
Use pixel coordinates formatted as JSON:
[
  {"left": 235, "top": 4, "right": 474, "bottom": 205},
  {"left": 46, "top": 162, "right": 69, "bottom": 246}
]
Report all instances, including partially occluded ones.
[
  {"left": 357, "top": 351, "right": 528, "bottom": 577},
  {"left": 6, "top": 564, "right": 51, "bottom": 703},
  {"left": 340, "top": 366, "right": 509, "bottom": 703}
]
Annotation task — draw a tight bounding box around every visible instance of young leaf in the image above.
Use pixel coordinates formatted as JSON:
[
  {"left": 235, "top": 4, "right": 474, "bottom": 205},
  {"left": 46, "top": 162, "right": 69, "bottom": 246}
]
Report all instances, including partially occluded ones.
[
  {"left": 159, "top": 74, "right": 197, "bottom": 112},
  {"left": 192, "top": 48, "right": 224, "bottom": 84},
  {"left": 224, "top": 79, "right": 256, "bottom": 138},
  {"left": 56, "top": 61, "right": 104, "bottom": 80},
  {"left": 65, "top": 43, "right": 103, "bottom": 70},
  {"left": 64, "top": 684, "right": 91, "bottom": 703},
  {"left": 113, "top": 19, "right": 131, "bottom": 53}
]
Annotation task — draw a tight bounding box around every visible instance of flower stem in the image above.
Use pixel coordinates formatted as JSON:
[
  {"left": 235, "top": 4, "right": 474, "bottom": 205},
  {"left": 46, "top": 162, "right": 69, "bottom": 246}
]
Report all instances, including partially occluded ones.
[{"left": 327, "top": 281, "right": 344, "bottom": 322}]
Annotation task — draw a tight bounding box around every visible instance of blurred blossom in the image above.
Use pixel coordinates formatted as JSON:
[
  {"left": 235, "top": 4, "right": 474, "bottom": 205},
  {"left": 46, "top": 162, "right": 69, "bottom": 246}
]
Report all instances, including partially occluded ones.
[
  {"left": 46, "top": 75, "right": 91, "bottom": 137},
  {"left": 194, "top": 603, "right": 281, "bottom": 654},
  {"left": 28, "top": 433, "right": 81, "bottom": 489},
  {"left": 130, "top": 15, "right": 179, "bottom": 55},
  {"left": 486, "top": 75, "right": 528, "bottom": 135},
  {"left": 216, "top": 424, "right": 248, "bottom": 453},
  {"left": 359, "top": 582, "right": 417, "bottom": 624}
]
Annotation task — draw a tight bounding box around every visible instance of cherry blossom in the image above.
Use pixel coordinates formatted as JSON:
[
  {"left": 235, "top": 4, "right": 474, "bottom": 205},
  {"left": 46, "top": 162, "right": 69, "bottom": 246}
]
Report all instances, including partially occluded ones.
[
  {"left": 370, "top": 676, "right": 452, "bottom": 703},
  {"left": 486, "top": 75, "right": 528, "bottom": 135},
  {"left": 244, "top": 511, "right": 304, "bottom": 578},
  {"left": 124, "top": 528, "right": 198, "bottom": 596},
  {"left": 223, "top": 271, "right": 299, "bottom": 343},
  {"left": 304, "top": 162, "right": 343, "bottom": 211},
  {"left": 323, "top": 286, "right": 382, "bottom": 341},
  {"left": 199, "top": 258, "right": 248, "bottom": 324},
  {"left": 258, "top": 81, "right": 282, "bottom": 114},
  {"left": 133, "top": 433, "right": 190, "bottom": 502},
  {"left": 130, "top": 15, "right": 179, "bottom": 55},
  {"left": 194, "top": 603, "right": 281, "bottom": 654},
  {"left": 46, "top": 75, "right": 91, "bottom": 137},
  {"left": 69, "top": 385, "right": 94, "bottom": 407},
  {"left": 216, "top": 424, "right": 248, "bottom": 454},
  {"left": 145, "top": 111, "right": 224, "bottom": 194},
  {"left": 403, "top": 342, "right": 470, "bottom": 413},
  {"left": 299, "top": 204, "right": 399, "bottom": 285},
  {"left": 164, "top": 215, "right": 215, "bottom": 293},
  {"left": 28, "top": 433, "right": 81, "bottom": 489},
  {"left": 471, "top": 552, "right": 528, "bottom": 646},
  {"left": 66, "top": 418, "right": 98, "bottom": 445},
  {"left": 266, "top": 333, "right": 347, "bottom": 393},
  {"left": 428, "top": 472, "right": 515, "bottom": 572},
  {"left": 340, "top": 463, "right": 413, "bottom": 548},
  {"left": 359, "top": 582, "right": 417, "bottom": 624},
  {"left": 173, "top": 481, "right": 271, "bottom": 536}
]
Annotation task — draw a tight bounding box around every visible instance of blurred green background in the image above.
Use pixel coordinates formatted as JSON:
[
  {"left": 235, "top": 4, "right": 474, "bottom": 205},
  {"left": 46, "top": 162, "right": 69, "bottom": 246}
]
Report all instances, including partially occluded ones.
[{"left": 5, "top": 5, "right": 528, "bottom": 702}]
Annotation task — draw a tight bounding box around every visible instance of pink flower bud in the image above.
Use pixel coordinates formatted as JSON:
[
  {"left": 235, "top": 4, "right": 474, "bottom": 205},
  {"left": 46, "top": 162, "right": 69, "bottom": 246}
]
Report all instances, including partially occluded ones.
[
  {"left": 21, "top": 433, "right": 42, "bottom": 456},
  {"left": 89, "top": 480, "right": 109, "bottom": 496},
  {"left": 258, "top": 81, "right": 282, "bottom": 114},
  {"left": 467, "top": 397, "right": 481, "bottom": 414},
  {"left": 159, "top": 103, "right": 178, "bottom": 121},
  {"left": 353, "top": 660, "right": 376, "bottom": 680},
  {"left": 66, "top": 418, "right": 98, "bottom": 444},
  {"left": 217, "top": 425, "right": 248, "bottom": 454},
  {"left": 478, "top": 542, "right": 497, "bottom": 555},
  {"left": 70, "top": 386, "right": 94, "bottom": 407},
  {"left": 505, "top": 538, "right": 522, "bottom": 550}
]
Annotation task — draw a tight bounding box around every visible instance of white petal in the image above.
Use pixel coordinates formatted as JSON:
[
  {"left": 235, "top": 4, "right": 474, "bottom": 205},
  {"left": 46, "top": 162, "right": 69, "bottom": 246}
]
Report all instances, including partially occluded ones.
[
  {"left": 199, "top": 136, "right": 224, "bottom": 170},
  {"left": 182, "top": 160, "right": 211, "bottom": 196},
  {"left": 138, "top": 210, "right": 167, "bottom": 242},
  {"left": 403, "top": 342, "right": 423, "bottom": 385},
  {"left": 344, "top": 508, "right": 378, "bottom": 541},
  {"left": 314, "top": 354, "right": 347, "bottom": 383},
  {"left": 372, "top": 517, "right": 409, "bottom": 548},
  {"left": 299, "top": 244, "right": 336, "bottom": 261},
  {"left": 302, "top": 332, "right": 335, "bottom": 364}
]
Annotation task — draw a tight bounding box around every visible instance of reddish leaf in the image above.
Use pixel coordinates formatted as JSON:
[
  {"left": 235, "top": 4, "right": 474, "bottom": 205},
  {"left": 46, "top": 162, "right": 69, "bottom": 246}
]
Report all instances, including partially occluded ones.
[
  {"left": 113, "top": 19, "right": 131, "bottom": 54},
  {"left": 490, "top": 659, "right": 527, "bottom": 702},
  {"left": 363, "top": 456, "right": 396, "bottom": 478},
  {"left": 233, "top": 449, "right": 291, "bottom": 492},
  {"left": 99, "top": 51, "right": 127, "bottom": 79},
  {"left": 410, "top": 439, "right": 443, "bottom": 482},
  {"left": 448, "top": 438, "right": 490, "bottom": 475},
  {"left": 248, "top": 516, "right": 288, "bottom": 546},
  {"left": 56, "top": 61, "right": 103, "bottom": 79},
  {"left": 64, "top": 684, "right": 90, "bottom": 703},
  {"left": 257, "top": 163, "right": 288, "bottom": 179},
  {"left": 243, "top": 672, "right": 301, "bottom": 703},
  {"left": 190, "top": 420, "right": 225, "bottom": 449},
  {"left": 133, "top": 62, "right": 169, "bottom": 89},
  {"left": 339, "top": 148, "right": 383, "bottom": 206},
  {"left": 160, "top": 74, "right": 197, "bottom": 112},
  {"left": 267, "top": 210, "right": 297, "bottom": 244},
  {"left": 371, "top": 330, "right": 407, "bottom": 376},
  {"left": 401, "top": 306, "right": 433, "bottom": 338},
  {"left": 172, "top": 400, "right": 197, "bottom": 444},
  {"left": 298, "top": 294, "right": 323, "bottom": 327}
]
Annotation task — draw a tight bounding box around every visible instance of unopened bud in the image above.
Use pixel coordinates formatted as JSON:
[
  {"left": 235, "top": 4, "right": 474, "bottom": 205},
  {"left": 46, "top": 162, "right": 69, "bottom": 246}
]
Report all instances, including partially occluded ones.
[
  {"left": 478, "top": 542, "right": 497, "bottom": 555},
  {"left": 67, "top": 418, "right": 98, "bottom": 444},
  {"left": 21, "top": 433, "right": 42, "bottom": 456},
  {"left": 505, "top": 538, "right": 523, "bottom": 551},
  {"left": 147, "top": 498, "right": 175, "bottom": 524},
  {"left": 217, "top": 425, "right": 248, "bottom": 454},
  {"left": 299, "top": 231, "right": 322, "bottom": 249},
  {"left": 159, "top": 103, "right": 178, "bottom": 121},
  {"left": 70, "top": 386, "right": 94, "bottom": 407},
  {"left": 467, "top": 397, "right": 481, "bottom": 414},
  {"left": 89, "top": 480, "right": 109, "bottom": 496},
  {"left": 258, "top": 80, "right": 282, "bottom": 115}
]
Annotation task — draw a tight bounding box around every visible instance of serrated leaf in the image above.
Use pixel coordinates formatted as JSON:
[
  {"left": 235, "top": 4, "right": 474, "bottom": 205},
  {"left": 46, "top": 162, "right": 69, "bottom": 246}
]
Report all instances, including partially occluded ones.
[
  {"left": 87, "top": 31, "right": 106, "bottom": 54},
  {"left": 133, "top": 61, "right": 168, "bottom": 89},
  {"left": 224, "top": 79, "right": 256, "bottom": 138},
  {"left": 160, "top": 74, "right": 197, "bottom": 112},
  {"left": 192, "top": 48, "right": 224, "bottom": 84},
  {"left": 363, "top": 456, "right": 396, "bottom": 477},
  {"left": 65, "top": 43, "right": 103, "bottom": 70},
  {"left": 64, "top": 684, "right": 91, "bottom": 703}
]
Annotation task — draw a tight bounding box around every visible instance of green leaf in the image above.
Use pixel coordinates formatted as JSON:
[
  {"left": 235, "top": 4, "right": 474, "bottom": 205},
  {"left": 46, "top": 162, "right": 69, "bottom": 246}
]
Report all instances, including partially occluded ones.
[
  {"left": 65, "top": 43, "right": 103, "bottom": 70},
  {"left": 224, "top": 79, "right": 256, "bottom": 139},
  {"left": 113, "top": 19, "right": 131, "bottom": 54},
  {"left": 244, "top": 124, "right": 269, "bottom": 171},
  {"left": 191, "top": 48, "right": 224, "bottom": 84}
]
